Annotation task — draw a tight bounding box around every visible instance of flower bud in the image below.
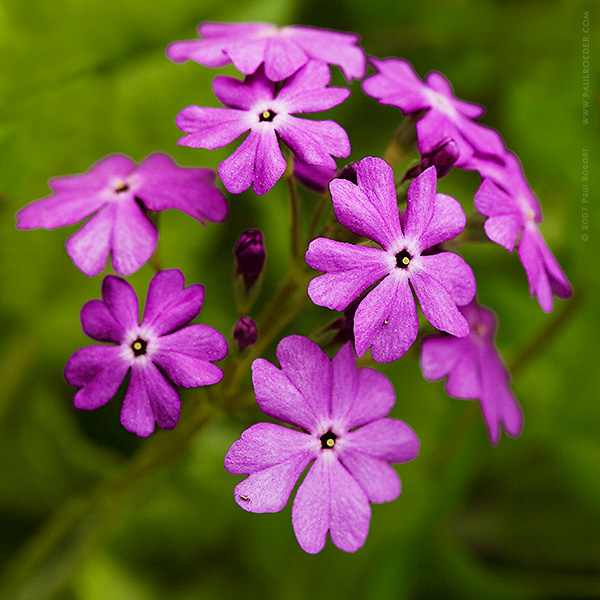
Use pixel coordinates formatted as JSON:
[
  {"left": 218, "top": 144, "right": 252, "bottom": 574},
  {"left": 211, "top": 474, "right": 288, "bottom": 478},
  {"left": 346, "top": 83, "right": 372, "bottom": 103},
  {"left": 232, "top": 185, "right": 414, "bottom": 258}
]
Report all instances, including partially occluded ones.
[
  {"left": 233, "top": 229, "right": 266, "bottom": 290},
  {"left": 233, "top": 317, "right": 258, "bottom": 351},
  {"left": 338, "top": 162, "right": 359, "bottom": 184},
  {"left": 405, "top": 139, "right": 459, "bottom": 180}
]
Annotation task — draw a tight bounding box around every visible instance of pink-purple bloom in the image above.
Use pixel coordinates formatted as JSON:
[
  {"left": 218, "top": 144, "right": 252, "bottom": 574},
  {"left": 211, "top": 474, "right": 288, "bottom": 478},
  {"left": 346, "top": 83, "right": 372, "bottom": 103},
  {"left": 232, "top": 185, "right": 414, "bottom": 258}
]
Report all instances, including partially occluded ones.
[
  {"left": 306, "top": 157, "right": 476, "bottom": 363},
  {"left": 420, "top": 300, "right": 524, "bottom": 446},
  {"left": 64, "top": 269, "right": 228, "bottom": 437},
  {"left": 362, "top": 58, "right": 505, "bottom": 166},
  {"left": 167, "top": 21, "right": 366, "bottom": 82},
  {"left": 175, "top": 61, "right": 351, "bottom": 195},
  {"left": 473, "top": 152, "right": 572, "bottom": 312},
  {"left": 16, "top": 153, "right": 228, "bottom": 277},
  {"left": 225, "top": 336, "right": 419, "bottom": 554}
]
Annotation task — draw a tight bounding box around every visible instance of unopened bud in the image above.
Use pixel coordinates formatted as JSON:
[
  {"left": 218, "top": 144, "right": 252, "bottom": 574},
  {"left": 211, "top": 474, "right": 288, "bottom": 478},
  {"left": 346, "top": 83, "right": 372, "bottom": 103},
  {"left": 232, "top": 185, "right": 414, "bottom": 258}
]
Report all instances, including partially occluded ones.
[
  {"left": 233, "top": 317, "right": 258, "bottom": 351},
  {"left": 233, "top": 229, "right": 266, "bottom": 290},
  {"left": 406, "top": 139, "right": 459, "bottom": 180}
]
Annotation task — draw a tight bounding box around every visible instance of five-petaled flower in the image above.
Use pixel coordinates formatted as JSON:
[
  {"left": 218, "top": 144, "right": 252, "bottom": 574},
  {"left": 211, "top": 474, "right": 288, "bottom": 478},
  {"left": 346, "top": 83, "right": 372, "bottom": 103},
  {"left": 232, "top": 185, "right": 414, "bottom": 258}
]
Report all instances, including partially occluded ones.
[
  {"left": 16, "top": 153, "right": 228, "bottom": 277},
  {"left": 362, "top": 57, "right": 505, "bottom": 167},
  {"left": 306, "top": 157, "right": 476, "bottom": 363},
  {"left": 420, "top": 300, "right": 524, "bottom": 445},
  {"left": 167, "top": 21, "right": 366, "bottom": 82},
  {"left": 225, "top": 336, "right": 419, "bottom": 554},
  {"left": 473, "top": 152, "right": 572, "bottom": 312},
  {"left": 175, "top": 61, "right": 351, "bottom": 195},
  {"left": 64, "top": 269, "right": 228, "bottom": 437}
]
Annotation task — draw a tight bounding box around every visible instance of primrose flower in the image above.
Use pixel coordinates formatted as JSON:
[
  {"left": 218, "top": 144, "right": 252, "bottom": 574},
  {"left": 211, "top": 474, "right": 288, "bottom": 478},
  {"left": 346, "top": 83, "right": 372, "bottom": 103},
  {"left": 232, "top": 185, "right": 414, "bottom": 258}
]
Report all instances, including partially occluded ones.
[
  {"left": 167, "top": 21, "right": 366, "bottom": 82},
  {"left": 16, "top": 153, "right": 228, "bottom": 277},
  {"left": 362, "top": 58, "right": 505, "bottom": 165},
  {"left": 306, "top": 157, "right": 476, "bottom": 363},
  {"left": 175, "top": 61, "right": 351, "bottom": 195},
  {"left": 65, "top": 269, "right": 227, "bottom": 437},
  {"left": 473, "top": 153, "right": 572, "bottom": 312},
  {"left": 225, "top": 336, "right": 419, "bottom": 554},
  {"left": 420, "top": 300, "right": 524, "bottom": 446}
]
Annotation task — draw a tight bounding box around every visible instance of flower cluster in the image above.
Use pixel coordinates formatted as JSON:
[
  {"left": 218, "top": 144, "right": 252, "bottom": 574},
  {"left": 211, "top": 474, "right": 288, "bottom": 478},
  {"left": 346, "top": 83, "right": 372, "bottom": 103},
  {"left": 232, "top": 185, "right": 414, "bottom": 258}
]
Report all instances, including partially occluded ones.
[{"left": 15, "top": 18, "right": 571, "bottom": 555}]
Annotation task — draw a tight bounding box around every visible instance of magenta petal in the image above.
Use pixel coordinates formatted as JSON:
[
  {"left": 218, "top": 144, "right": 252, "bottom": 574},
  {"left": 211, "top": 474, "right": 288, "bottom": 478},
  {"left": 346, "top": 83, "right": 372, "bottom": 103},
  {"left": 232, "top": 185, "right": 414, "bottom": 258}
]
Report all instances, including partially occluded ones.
[
  {"left": 110, "top": 199, "right": 158, "bottom": 276},
  {"left": 329, "top": 157, "right": 403, "bottom": 249},
  {"left": 121, "top": 363, "right": 180, "bottom": 437},
  {"left": 141, "top": 269, "right": 204, "bottom": 335},
  {"left": 153, "top": 324, "right": 227, "bottom": 387},
  {"left": 413, "top": 193, "right": 466, "bottom": 252},
  {"left": 176, "top": 106, "right": 251, "bottom": 149},
  {"left": 347, "top": 366, "right": 396, "bottom": 427},
  {"left": 65, "top": 345, "right": 129, "bottom": 410},
  {"left": 225, "top": 422, "right": 316, "bottom": 474},
  {"left": 212, "top": 73, "right": 274, "bottom": 110},
  {"left": 166, "top": 39, "right": 232, "bottom": 67},
  {"left": 404, "top": 166, "right": 437, "bottom": 243},
  {"left": 354, "top": 272, "right": 419, "bottom": 362},
  {"left": 225, "top": 37, "right": 270, "bottom": 76},
  {"left": 276, "top": 335, "right": 332, "bottom": 425},
  {"left": 330, "top": 343, "right": 359, "bottom": 426},
  {"left": 420, "top": 335, "right": 480, "bottom": 399},
  {"left": 285, "top": 27, "right": 366, "bottom": 81},
  {"left": 263, "top": 36, "right": 308, "bottom": 81},
  {"left": 345, "top": 419, "right": 420, "bottom": 463},
  {"left": 219, "top": 129, "right": 286, "bottom": 195},
  {"left": 65, "top": 207, "right": 113, "bottom": 276},
  {"left": 417, "top": 252, "right": 476, "bottom": 307},
  {"left": 233, "top": 456, "right": 314, "bottom": 513},
  {"left": 100, "top": 274, "right": 139, "bottom": 332},
  {"left": 79, "top": 299, "right": 124, "bottom": 343},
  {"left": 416, "top": 110, "right": 474, "bottom": 162},
  {"left": 251, "top": 358, "right": 320, "bottom": 432},
  {"left": 340, "top": 452, "right": 400, "bottom": 503},
  {"left": 479, "top": 345, "right": 524, "bottom": 445},
  {"left": 277, "top": 115, "right": 350, "bottom": 167},
  {"left": 306, "top": 238, "right": 392, "bottom": 311},
  {"left": 133, "top": 154, "right": 228, "bottom": 224},
  {"left": 16, "top": 191, "right": 106, "bottom": 230},
  {"left": 410, "top": 262, "right": 471, "bottom": 337},
  {"left": 293, "top": 454, "right": 370, "bottom": 554}
]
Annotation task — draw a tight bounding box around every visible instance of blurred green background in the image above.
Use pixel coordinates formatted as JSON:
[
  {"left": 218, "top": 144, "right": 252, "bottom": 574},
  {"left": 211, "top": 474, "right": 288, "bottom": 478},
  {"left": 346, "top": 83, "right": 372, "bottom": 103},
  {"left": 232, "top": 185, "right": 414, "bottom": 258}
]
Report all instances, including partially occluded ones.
[{"left": 0, "top": 0, "right": 598, "bottom": 598}]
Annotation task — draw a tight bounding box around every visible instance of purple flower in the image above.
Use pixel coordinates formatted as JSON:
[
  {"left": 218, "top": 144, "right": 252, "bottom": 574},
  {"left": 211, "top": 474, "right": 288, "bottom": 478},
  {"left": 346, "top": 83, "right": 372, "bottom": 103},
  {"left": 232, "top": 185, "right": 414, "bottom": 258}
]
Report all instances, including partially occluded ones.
[
  {"left": 175, "top": 61, "right": 351, "bottom": 195},
  {"left": 166, "top": 21, "right": 366, "bottom": 82},
  {"left": 362, "top": 58, "right": 505, "bottom": 166},
  {"left": 420, "top": 301, "right": 523, "bottom": 446},
  {"left": 292, "top": 156, "right": 338, "bottom": 194},
  {"left": 232, "top": 316, "right": 258, "bottom": 351},
  {"left": 233, "top": 229, "right": 266, "bottom": 289},
  {"left": 224, "top": 336, "right": 419, "bottom": 554},
  {"left": 306, "top": 157, "right": 476, "bottom": 363},
  {"left": 473, "top": 153, "right": 572, "bottom": 312},
  {"left": 16, "top": 153, "right": 228, "bottom": 277},
  {"left": 64, "top": 269, "right": 228, "bottom": 437}
]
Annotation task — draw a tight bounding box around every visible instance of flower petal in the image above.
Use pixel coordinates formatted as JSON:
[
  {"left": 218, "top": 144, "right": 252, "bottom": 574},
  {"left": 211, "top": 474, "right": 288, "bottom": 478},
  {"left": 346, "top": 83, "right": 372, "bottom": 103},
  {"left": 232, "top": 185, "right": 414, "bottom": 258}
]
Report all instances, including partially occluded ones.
[
  {"left": 110, "top": 198, "right": 158, "bottom": 276},
  {"left": 410, "top": 260, "right": 471, "bottom": 337},
  {"left": 263, "top": 36, "right": 308, "bottom": 81},
  {"left": 219, "top": 129, "right": 286, "bottom": 195},
  {"left": 277, "top": 115, "right": 350, "bottom": 168},
  {"left": 100, "top": 274, "right": 139, "bottom": 332},
  {"left": 412, "top": 192, "right": 466, "bottom": 253},
  {"left": 225, "top": 422, "right": 316, "bottom": 474},
  {"left": 275, "top": 335, "right": 332, "bottom": 425},
  {"left": 212, "top": 72, "right": 275, "bottom": 109},
  {"left": 176, "top": 106, "right": 251, "bottom": 149},
  {"left": 79, "top": 299, "right": 124, "bottom": 343},
  {"left": 65, "top": 345, "right": 129, "bottom": 410},
  {"left": 133, "top": 153, "right": 228, "bottom": 224},
  {"left": 339, "top": 452, "right": 401, "bottom": 503},
  {"left": 293, "top": 454, "right": 371, "bottom": 554},
  {"left": 354, "top": 271, "right": 419, "bottom": 362},
  {"left": 141, "top": 269, "right": 204, "bottom": 336},
  {"left": 121, "top": 363, "right": 180, "bottom": 437},
  {"left": 251, "top": 358, "right": 320, "bottom": 432},
  {"left": 306, "top": 238, "right": 392, "bottom": 311},
  {"left": 153, "top": 324, "right": 227, "bottom": 387},
  {"left": 416, "top": 252, "right": 476, "bottom": 307},
  {"left": 347, "top": 366, "right": 397, "bottom": 427},
  {"left": 65, "top": 206, "right": 113, "bottom": 277},
  {"left": 344, "top": 418, "right": 420, "bottom": 464},
  {"left": 330, "top": 157, "right": 403, "bottom": 250}
]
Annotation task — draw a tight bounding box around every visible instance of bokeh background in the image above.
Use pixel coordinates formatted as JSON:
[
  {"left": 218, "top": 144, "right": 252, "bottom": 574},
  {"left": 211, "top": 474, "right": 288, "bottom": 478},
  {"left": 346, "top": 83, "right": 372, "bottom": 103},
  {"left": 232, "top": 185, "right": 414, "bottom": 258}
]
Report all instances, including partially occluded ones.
[{"left": 0, "top": 0, "right": 598, "bottom": 598}]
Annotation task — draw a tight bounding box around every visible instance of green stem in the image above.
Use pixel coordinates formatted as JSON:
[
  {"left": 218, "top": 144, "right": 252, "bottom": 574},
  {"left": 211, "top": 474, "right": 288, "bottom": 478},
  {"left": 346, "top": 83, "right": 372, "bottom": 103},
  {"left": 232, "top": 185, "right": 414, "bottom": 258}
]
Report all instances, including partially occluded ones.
[{"left": 285, "top": 168, "right": 302, "bottom": 260}]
